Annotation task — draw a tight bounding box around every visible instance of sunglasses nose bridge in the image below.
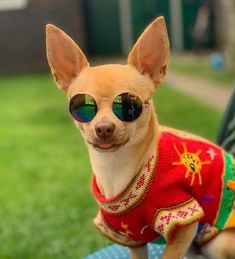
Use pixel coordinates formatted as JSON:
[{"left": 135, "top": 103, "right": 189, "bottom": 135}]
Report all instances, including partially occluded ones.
[
  {"left": 96, "top": 99, "right": 115, "bottom": 119},
  {"left": 97, "top": 97, "right": 112, "bottom": 107}
]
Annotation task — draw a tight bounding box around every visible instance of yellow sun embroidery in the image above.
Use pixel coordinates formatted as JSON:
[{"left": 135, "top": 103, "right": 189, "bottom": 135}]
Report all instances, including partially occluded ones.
[{"left": 172, "top": 143, "right": 211, "bottom": 186}]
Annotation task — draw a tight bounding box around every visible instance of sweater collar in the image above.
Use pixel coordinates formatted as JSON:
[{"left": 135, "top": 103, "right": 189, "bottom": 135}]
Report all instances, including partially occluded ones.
[{"left": 92, "top": 149, "right": 158, "bottom": 215}]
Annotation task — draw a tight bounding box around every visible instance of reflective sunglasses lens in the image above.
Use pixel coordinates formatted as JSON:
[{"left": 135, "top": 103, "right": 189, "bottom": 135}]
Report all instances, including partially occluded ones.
[
  {"left": 69, "top": 94, "right": 97, "bottom": 123},
  {"left": 113, "top": 93, "right": 142, "bottom": 122}
]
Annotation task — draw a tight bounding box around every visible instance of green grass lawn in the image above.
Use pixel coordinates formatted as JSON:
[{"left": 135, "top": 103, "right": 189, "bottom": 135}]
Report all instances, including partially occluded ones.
[
  {"left": 0, "top": 73, "right": 222, "bottom": 258},
  {"left": 169, "top": 57, "right": 235, "bottom": 87}
]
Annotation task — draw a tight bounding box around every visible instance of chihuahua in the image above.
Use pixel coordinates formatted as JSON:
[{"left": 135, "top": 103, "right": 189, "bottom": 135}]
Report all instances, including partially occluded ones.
[{"left": 46, "top": 17, "right": 235, "bottom": 259}]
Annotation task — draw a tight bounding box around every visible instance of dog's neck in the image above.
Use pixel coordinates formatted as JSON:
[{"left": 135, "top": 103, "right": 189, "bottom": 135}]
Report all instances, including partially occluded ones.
[{"left": 88, "top": 114, "right": 159, "bottom": 199}]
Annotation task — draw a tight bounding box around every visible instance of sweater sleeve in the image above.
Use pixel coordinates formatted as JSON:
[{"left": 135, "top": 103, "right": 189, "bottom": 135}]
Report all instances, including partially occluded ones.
[
  {"left": 94, "top": 211, "right": 146, "bottom": 247},
  {"left": 151, "top": 198, "right": 204, "bottom": 243}
]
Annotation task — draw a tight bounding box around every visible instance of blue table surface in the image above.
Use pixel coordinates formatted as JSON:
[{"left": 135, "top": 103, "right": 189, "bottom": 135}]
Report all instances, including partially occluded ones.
[{"left": 84, "top": 244, "right": 165, "bottom": 259}]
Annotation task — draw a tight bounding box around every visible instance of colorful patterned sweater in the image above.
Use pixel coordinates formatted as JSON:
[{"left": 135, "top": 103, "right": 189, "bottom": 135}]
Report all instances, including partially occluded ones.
[{"left": 92, "top": 127, "right": 235, "bottom": 247}]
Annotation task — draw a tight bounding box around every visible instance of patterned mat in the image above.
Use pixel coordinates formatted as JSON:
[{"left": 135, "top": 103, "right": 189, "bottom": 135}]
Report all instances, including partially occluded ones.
[{"left": 84, "top": 244, "right": 165, "bottom": 259}]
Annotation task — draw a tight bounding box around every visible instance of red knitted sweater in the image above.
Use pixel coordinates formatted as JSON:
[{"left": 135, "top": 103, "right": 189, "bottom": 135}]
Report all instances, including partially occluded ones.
[{"left": 92, "top": 127, "right": 235, "bottom": 247}]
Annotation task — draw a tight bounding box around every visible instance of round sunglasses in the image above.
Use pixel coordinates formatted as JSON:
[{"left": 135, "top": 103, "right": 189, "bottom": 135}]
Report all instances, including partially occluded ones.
[{"left": 69, "top": 92, "right": 149, "bottom": 123}]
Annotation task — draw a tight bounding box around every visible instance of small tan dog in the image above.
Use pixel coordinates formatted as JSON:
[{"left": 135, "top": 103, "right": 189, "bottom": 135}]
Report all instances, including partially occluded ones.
[{"left": 46, "top": 17, "right": 235, "bottom": 259}]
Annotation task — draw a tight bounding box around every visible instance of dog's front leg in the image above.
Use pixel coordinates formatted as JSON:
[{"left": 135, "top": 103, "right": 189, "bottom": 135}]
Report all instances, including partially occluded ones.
[
  {"left": 129, "top": 245, "right": 148, "bottom": 259},
  {"left": 162, "top": 221, "right": 198, "bottom": 259}
]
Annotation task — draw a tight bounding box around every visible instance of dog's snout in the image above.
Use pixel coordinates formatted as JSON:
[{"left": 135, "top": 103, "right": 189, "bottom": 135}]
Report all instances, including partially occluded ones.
[{"left": 95, "top": 121, "right": 115, "bottom": 139}]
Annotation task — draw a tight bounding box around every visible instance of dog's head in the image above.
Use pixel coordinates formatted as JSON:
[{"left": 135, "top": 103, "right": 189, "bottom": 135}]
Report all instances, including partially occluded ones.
[{"left": 46, "top": 17, "right": 170, "bottom": 153}]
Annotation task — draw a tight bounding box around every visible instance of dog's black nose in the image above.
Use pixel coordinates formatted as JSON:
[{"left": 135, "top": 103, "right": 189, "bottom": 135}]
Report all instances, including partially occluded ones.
[{"left": 95, "top": 121, "right": 115, "bottom": 139}]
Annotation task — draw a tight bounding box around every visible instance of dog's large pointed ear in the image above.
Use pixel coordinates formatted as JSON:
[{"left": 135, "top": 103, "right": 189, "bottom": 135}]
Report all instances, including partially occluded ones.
[
  {"left": 46, "top": 24, "right": 88, "bottom": 92},
  {"left": 128, "top": 16, "right": 170, "bottom": 87}
]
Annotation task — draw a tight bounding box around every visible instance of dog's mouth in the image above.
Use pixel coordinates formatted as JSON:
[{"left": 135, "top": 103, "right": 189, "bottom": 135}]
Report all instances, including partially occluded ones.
[
  {"left": 96, "top": 143, "right": 115, "bottom": 149},
  {"left": 94, "top": 143, "right": 121, "bottom": 151},
  {"left": 88, "top": 139, "right": 129, "bottom": 152}
]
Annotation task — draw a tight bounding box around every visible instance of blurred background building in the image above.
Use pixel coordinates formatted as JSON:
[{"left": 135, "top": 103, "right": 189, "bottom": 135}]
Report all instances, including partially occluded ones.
[{"left": 0, "top": 0, "right": 233, "bottom": 75}]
